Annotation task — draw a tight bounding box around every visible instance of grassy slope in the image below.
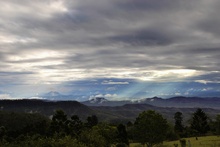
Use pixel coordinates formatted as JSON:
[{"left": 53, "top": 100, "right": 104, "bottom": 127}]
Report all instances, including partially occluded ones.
[{"left": 130, "top": 136, "right": 220, "bottom": 147}]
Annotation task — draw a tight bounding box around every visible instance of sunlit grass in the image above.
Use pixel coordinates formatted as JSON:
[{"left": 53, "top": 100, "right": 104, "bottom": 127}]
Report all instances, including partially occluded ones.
[{"left": 130, "top": 136, "right": 220, "bottom": 147}]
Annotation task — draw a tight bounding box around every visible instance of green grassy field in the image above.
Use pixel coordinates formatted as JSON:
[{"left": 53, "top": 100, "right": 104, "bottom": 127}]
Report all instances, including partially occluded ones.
[{"left": 130, "top": 136, "right": 220, "bottom": 147}]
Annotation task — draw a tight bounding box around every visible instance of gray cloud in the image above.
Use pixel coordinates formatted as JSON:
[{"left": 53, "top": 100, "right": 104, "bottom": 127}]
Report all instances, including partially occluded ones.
[
  {"left": 105, "top": 29, "right": 174, "bottom": 46},
  {"left": 0, "top": 0, "right": 220, "bottom": 97}
]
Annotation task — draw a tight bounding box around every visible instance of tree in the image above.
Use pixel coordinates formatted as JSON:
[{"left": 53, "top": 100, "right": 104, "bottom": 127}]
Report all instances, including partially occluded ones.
[
  {"left": 126, "top": 121, "right": 134, "bottom": 141},
  {"left": 166, "top": 124, "right": 179, "bottom": 141},
  {"left": 174, "top": 112, "right": 184, "bottom": 132},
  {"left": 0, "top": 111, "right": 50, "bottom": 138},
  {"left": 190, "top": 108, "right": 210, "bottom": 136},
  {"left": 68, "top": 115, "right": 83, "bottom": 137},
  {"left": 50, "top": 109, "right": 68, "bottom": 136},
  {"left": 116, "top": 124, "right": 129, "bottom": 145},
  {"left": 213, "top": 115, "right": 220, "bottom": 135},
  {"left": 79, "top": 123, "right": 117, "bottom": 147},
  {"left": 133, "top": 110, "right": 169, "bottom": 147},
  {"left": 86, "top": 115, "right": 98, "bottom": 128},
  {"left": 0, "top": 126, "right": 6, "bottom": 139},
  {"left": 79, "top": 128, "right": 106, "bottom": 147},
  {"left": 174, "top": 112, "right": 184, "bottom": 137}
]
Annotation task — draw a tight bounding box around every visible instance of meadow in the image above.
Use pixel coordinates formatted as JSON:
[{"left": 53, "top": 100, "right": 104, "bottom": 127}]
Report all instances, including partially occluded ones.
[{"left": 130, "top": 136, "right": 220, "bottom": 147}]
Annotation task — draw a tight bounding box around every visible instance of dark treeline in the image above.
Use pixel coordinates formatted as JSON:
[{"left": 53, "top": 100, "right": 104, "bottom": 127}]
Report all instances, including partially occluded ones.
[{"left": 0, "top": 108, "right": 220, "bottom": 147}]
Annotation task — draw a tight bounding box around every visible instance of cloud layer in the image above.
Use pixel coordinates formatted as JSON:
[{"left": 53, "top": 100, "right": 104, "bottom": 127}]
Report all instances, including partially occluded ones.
[{"left": 0, "top": 0, "right": 220, "bottom": 98}]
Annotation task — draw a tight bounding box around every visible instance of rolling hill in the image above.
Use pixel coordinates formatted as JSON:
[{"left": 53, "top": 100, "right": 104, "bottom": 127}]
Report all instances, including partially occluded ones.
[{"left": 1, "top": 97, "right": 220, "bottom": 124}]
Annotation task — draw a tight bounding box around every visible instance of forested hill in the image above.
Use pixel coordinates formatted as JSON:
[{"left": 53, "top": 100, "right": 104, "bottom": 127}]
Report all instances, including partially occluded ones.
[
  {"left": 0, "top": 99, "right": 95, "bottom": 120},
  {"left": 1, "top": 99, "right": 220, "bottom": 124},
  {"left": 91, "top": 104, "right": 220, "bottom": 124}
]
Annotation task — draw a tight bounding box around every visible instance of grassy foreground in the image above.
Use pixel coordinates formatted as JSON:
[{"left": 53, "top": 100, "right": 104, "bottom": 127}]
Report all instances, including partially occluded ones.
[{"left": 130, "top": 136, "right": 220, "bottom": 147}]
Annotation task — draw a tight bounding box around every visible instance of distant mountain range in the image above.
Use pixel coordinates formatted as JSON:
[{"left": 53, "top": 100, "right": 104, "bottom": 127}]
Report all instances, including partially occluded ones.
[
  {"left": 2, "top": 92, "right": 220, "bottom": 123},
  {"left": 82, "top": 96, "right": 220, "bottom": 109},
  {"left": 29, "top": 91, "right": 220, "bottom": 110},
  {"left": 30, "top": 91, "right": 220, "bottom": 110}
]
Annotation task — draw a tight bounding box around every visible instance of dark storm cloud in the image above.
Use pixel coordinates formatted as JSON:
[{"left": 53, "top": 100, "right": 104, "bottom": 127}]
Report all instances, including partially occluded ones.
[
  {"left": 0, "top": 0, "right": 193, "bottom": 50},
  {"left": 195, "top": 0, "right": 220, "bottom": 37},
  {"left": 116, "top": 0, "right": 193, "bottom": 11},
  {"left": 106, "top": 29, "right": 173, "bottom": 46},
  {"left": 198, "top": 18, "right": 220, "bottom": 37}
]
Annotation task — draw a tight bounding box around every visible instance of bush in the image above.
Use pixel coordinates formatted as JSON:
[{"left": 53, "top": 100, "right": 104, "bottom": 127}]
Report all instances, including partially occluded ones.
[
  {"left": 116, "top": 143, "right": 128, "bottom": 147},
  {"left": 179, "top": 139, "right": 186, "bottom": 147}
]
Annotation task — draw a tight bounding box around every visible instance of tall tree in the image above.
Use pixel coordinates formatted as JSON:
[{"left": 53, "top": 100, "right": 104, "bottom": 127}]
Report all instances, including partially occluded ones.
[
  {"left": 50, "top": 109, "right": 68, "bottom": 135},
  {"left": 133, "top": 110, "right": 168, "bottom": 147},
  {"left": 213, "top": 115, "right": 220, "bottom": 135},
  {"left": 190, "top": 108, "right": 210, "bottom": 136},
  {"left": 174, "top": 112, "right": 184, "bottom": 136},
  {"left": 68, "top": 115, "right": 83, "bottom": 137},
  {"left": 116, "top": 124, "right": 129, "bottom": 145},
  {"left": 0, "top": 126, "right": 6, "bottom": 140}
]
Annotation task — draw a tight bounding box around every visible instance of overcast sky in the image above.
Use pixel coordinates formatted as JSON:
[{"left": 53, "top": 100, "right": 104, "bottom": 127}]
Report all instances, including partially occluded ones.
[{"left": 0, "top": 0, "right": 220, "bottom": 100}]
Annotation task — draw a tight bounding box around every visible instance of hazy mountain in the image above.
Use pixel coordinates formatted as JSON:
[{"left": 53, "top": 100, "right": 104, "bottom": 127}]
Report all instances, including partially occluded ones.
[
  {"left": 82, "top": 96, "right": 220, "bottom": 109},
  {"left": 43, "top": 91, "right": 62, "bottom": 97},
  {"left": 84, "top": 97, "right": 108, "bottom": 104},
  {"left": 40, "top": 91, "right": 77, "bottom": 101},
  {"left": 82, "top": 97, "right": 131, "bottom": 106},
  {"left": 135, "top": 96, "right": 220, "bottom": 109}
]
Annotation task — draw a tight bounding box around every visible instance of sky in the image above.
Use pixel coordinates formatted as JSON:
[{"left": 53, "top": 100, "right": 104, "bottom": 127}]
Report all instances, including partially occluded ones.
[{"left": 0, "top": 0, "right": 220, "bottom": 100}]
